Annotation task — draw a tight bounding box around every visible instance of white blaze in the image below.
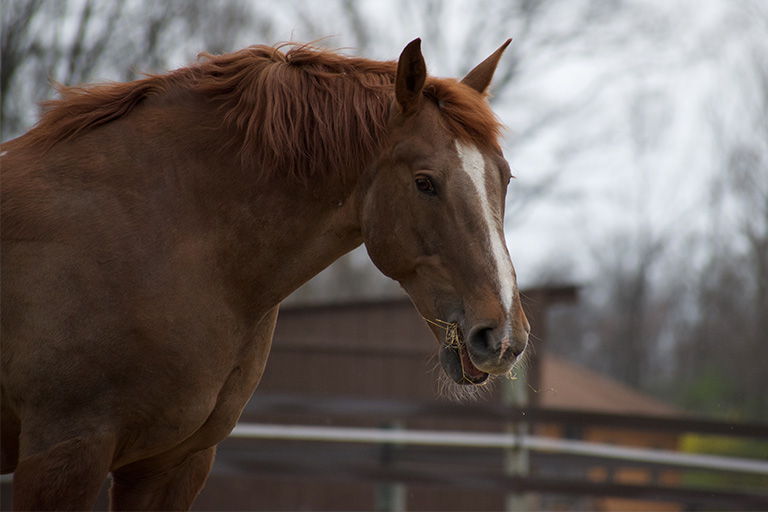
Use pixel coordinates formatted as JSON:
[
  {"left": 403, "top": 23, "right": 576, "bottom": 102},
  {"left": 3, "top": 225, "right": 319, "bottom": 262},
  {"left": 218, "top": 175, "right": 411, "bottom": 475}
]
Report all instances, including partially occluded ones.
[{"left": 455, "top": 141, "right": 514, "bottom": 313}]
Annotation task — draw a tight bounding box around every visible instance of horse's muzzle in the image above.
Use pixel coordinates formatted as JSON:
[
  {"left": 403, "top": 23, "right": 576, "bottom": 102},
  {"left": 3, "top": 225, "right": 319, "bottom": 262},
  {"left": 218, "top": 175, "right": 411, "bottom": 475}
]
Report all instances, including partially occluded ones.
[{"left": 438, "top": 320, "right": 528, "bottom": 385}]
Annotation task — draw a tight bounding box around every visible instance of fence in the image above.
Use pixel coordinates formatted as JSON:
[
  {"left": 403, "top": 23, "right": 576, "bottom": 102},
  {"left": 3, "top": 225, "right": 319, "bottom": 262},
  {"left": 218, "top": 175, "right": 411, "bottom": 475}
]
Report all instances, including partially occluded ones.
[{"left": 206, "top": 393, "right": 768, "bottom": 511}]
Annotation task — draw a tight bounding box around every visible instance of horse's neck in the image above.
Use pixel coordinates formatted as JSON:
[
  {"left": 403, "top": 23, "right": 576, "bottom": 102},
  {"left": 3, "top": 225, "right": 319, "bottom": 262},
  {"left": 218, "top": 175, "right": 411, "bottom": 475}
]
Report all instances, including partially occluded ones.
[
  {"left": 177, "top": 123, "right": 366, "bottom": 313},
  {"left": 108, "top": 92, "right": 366, "bottom": 313},
  {"left": 228, "top": 179, "right": 365, "bottom": 308}
]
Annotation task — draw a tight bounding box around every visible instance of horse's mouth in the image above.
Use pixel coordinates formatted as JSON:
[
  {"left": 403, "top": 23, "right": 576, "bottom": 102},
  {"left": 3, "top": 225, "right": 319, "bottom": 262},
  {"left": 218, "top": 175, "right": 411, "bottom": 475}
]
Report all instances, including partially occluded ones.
[
  {"left": 438, "top": 329, "right": 489, "bottom": 386},
  {"left": 451, "top": 344, "right": 490, "bottom": 385},
  {"left": 428, "top": 318, "right": 490, "bottom": 385}
]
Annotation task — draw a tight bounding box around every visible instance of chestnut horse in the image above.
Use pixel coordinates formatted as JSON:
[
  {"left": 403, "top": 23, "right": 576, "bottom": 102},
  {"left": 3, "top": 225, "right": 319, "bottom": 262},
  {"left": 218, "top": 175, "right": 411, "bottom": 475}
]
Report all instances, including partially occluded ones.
[{"left": 0, "top": 39, "right": 529, "bottom": 510}]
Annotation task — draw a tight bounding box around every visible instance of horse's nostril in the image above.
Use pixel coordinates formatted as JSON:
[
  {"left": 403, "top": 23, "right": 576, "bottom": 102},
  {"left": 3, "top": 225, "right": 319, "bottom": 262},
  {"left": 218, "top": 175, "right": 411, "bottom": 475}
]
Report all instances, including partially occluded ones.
[
  {"left": 468, "top": 325, "right": 525, "bottom": 359},
  {"left": 467, "top": 326, "right": 498, "bottom": 357}
]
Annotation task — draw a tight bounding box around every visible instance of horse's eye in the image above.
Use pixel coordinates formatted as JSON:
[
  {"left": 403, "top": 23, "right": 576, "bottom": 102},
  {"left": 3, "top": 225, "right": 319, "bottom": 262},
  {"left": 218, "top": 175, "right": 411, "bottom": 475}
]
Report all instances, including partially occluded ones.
[{"left": 415, "top": 177, "right": 436, "bottom": 195}]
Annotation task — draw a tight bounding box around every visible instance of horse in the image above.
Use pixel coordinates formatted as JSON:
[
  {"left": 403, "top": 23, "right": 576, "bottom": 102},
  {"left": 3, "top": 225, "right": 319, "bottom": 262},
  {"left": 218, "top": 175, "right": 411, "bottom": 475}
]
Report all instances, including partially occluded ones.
[{"left": 0, "top": 38, "right": 529, "bottom": 510}]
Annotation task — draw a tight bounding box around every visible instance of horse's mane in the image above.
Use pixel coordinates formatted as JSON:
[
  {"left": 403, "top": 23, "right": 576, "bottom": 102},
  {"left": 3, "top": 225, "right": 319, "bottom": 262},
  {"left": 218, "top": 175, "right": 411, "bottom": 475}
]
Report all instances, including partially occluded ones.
[{"left": 23, "top": 43, "right": 504, "bottom": 183}]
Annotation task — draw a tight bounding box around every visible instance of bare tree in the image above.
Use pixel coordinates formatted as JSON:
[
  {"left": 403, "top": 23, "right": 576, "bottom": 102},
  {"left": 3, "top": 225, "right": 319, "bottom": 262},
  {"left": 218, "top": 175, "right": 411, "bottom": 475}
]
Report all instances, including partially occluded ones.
[
  {"left": 1, "top": 0, "right": 259, "bottom": 141},
  {"left": 1, "top": 0, "right": 48, "bottom": 138},
  {"left": 687, "top": 2, "right": 768, "bottom": 420},
  {"left": 678, "top": 78, "right": 768, "bottom": 419}
]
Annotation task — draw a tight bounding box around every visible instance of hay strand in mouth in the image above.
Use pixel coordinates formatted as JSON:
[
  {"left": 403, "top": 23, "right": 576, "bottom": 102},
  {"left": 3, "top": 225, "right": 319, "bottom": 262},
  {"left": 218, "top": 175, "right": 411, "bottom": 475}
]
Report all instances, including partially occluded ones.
[{"left": 422, "top": 317, "right": 464, "bottom": 349}]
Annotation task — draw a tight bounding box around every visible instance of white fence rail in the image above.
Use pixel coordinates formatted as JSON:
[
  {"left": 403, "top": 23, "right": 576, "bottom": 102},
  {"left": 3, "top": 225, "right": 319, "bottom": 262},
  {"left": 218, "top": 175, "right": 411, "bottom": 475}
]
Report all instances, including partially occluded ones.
[{"left": 230, "top": 422, "right": 768, "bottom": 476}]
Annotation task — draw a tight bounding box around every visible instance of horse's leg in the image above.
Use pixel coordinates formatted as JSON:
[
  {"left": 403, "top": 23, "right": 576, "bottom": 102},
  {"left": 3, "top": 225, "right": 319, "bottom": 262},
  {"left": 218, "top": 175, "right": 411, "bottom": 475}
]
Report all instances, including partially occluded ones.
[
  {"left": 110, "top": 446, "right": 216, "bottom": 511},
  {"left": 12, "top": 434, "right": 114, "bottom": 511}
]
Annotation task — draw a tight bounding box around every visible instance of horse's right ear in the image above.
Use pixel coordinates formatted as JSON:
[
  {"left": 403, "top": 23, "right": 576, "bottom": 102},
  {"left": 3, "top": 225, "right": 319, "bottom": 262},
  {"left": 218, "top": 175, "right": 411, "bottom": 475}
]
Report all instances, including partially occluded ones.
[
  {"left": 461, "top": 39, "right": 512, "bottom": 95},
  {"left": 395, "top": 38, "right": 426, "bottom": 115}
]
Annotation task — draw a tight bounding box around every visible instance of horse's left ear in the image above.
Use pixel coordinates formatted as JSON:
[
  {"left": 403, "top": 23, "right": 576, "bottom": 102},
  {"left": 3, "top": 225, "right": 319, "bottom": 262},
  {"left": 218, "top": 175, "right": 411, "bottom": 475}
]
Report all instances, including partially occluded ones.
[
  {"left": 396, "top": 38, "right": 427, "bottom": 114},
  {"left": 461, "top": 39, "right": 512, "bottom": 95}
]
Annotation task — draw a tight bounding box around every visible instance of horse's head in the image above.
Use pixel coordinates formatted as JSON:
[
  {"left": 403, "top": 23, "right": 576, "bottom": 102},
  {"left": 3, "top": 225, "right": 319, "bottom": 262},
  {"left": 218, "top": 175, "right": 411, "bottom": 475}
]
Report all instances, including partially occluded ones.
[{"left": 362, "top": 39, "right": 529, "bottom": 391}]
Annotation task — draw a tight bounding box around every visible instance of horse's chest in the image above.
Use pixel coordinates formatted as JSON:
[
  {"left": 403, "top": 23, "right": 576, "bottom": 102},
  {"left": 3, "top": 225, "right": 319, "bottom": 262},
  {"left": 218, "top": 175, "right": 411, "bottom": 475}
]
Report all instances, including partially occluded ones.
[
  {"left": 187, "top": 364, "right": 257, "bottom": 446},
  {"left": 114, "top": 352, "right": 263, "bottom": 469},
  {"left": 173, "top": 340, "right": 268, "bottom": 445},
  {"left": 118, "top": 310, "right": 277, "bottom": 467}
]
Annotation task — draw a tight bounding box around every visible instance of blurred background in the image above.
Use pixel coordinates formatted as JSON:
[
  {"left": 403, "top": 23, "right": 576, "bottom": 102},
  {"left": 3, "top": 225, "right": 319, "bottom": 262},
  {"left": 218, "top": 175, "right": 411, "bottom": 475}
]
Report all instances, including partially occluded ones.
[{"left": 2, "top": 0, "right": 767, "bottom": 510}]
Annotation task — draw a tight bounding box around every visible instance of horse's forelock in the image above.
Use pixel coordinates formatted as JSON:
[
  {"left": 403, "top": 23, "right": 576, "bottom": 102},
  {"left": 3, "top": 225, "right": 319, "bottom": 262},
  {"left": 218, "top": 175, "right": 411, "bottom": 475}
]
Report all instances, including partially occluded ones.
[{"left": 424, "top": 79, "right": 505, "bottom": 154}]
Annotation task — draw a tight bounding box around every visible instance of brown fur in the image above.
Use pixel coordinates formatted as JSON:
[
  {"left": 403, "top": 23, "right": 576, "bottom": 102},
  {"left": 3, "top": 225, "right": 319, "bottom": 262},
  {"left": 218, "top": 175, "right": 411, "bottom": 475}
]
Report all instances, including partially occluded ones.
[
  {"left": 21, "top": 42, "right": 503, "bottom": 185},
  {"left": 12, "top": 435, "right": 115, "bottom": 510}
]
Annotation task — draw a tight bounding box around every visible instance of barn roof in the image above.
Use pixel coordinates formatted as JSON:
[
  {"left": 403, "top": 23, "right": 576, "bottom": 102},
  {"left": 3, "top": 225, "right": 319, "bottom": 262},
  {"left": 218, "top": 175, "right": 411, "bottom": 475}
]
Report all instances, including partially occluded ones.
[{"left": 538, "top": 355, "right": 681, "bottom": 416}]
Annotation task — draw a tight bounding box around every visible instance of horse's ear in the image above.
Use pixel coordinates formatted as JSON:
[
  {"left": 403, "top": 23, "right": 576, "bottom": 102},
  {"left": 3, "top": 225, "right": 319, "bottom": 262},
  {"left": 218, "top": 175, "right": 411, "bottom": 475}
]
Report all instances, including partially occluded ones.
[
  {"left": 395, "top": 38, "right": 427, "bottom": 114},
  {"left": 461, "top": 39, "right": 512, "bottom": 95}
]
